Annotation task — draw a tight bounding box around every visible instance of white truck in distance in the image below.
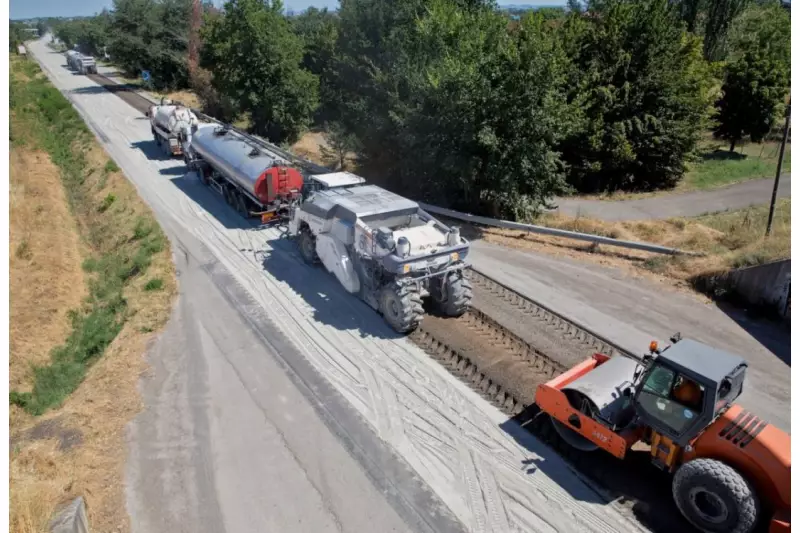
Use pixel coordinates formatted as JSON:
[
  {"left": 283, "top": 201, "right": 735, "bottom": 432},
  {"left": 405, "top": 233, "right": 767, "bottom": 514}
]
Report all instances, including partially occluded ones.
[
  {"left": 289, "top": 173, "right": 473, "bottom": 333},
  {"left": 146, "top": 98, "right": 199, "bottom": 157},
  {"left": 65, "top": 49, "right": 97, "bottom": 74}
]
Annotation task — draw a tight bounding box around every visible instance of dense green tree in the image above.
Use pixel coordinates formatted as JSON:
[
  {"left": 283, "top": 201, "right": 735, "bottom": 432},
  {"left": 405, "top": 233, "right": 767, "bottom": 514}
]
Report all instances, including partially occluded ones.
[
  {"left": 728, "top": 0, "right": 790, "bottom": 63},
  {"left": 703, "top": 0, "right": 750, "bottom": 61},
  {"left": 677, "top": 0, "right": 705, "bottom": 32},
  {"left": 559, "top": 0, "right": 715, "bottom": 193},
  {"left": 9, "top": 22, "right": 29, "bottom": 51},
  {"left": 714, "top": 2, "right": 790, "bottom": 149},
  {"left": 290, "top": 7, "right": 340, "bottom": 123},
  {"left": 333, "top": 0, "right": 576, "bottom": 218},
  {"left": 201, "top": 0, "right": 319, "bottom": 143},
  {"left": 106, "top": 0, "right": 191, "bottom": 89}
]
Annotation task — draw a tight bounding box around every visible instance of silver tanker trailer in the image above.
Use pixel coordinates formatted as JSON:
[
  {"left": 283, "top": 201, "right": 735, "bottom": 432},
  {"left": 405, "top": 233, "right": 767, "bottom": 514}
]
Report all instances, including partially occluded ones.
[{"left": 185, "top": 124, "right": 305, "bottom": 222}]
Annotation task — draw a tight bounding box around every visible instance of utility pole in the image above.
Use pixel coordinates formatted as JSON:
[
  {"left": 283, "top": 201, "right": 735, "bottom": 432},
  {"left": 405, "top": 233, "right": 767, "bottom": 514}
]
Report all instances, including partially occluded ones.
[{"left": 766, "top": 101, "right": 790, "bottom": 237}]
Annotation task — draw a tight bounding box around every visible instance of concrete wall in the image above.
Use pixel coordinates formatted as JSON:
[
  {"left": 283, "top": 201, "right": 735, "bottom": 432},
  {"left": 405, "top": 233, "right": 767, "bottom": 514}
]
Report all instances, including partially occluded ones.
[{"left": 699, "top": 259, "right": 790, "bottom": 321}]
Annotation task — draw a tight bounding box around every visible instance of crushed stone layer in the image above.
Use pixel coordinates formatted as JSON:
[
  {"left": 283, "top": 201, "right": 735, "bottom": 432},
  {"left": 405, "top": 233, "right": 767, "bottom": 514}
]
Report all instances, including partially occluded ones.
[{"left": 31, "top": 41, "right": 647, "bottom": 533}]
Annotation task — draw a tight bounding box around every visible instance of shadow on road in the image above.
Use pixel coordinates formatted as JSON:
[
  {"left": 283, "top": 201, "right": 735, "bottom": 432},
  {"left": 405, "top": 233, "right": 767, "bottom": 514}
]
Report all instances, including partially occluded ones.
[
  {"left": 130, "top": 140, "right": 175, "bottom": 163},
  {"left": 499, "top": 408, "right": 695, "bottom": 533},
  {"left": 715, "top": 302, "right": 791, "bottom": 366},
  {"left": 69, "top": 85, "right": 114, "bottom": 95},
  {"left": 165, "top": 171, "right": 255, "bottom": 231},
  {"left": 260, "top": 235, "right": 404, "bottom": 340}
]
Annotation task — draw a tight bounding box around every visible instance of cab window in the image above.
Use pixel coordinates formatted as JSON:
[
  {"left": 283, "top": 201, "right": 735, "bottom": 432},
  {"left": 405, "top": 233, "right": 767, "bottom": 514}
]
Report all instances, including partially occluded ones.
[{"left": 637, "top": 365, "right": 705, "bottom": 436}]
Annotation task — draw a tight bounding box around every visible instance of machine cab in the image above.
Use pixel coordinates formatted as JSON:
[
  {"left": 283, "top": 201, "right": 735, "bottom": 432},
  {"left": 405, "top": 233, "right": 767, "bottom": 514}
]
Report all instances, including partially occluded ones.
[{"left": 633, "top": 336, "right": 748, "bottom": 448}]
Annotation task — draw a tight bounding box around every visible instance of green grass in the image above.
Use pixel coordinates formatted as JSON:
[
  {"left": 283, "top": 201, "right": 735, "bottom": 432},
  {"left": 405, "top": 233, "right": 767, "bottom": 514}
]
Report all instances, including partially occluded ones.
[
  {"left": 144, "top": 278, "right": 164, "bottom": 291},
  {"left": 684, "top": 139, "right": 791, "bottom": 191},
  {"left": 104, "top": 160, "right": 120, "bottom": 174},
  {"left": 9, "top": 57, "right": 166, "bottom": 415}
]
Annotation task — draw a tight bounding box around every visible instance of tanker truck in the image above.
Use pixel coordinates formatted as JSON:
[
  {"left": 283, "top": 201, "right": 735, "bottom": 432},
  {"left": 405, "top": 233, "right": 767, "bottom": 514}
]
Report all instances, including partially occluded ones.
[
  {"left": 146, "top": 98, "right": 199, "bottom": 157},
  {"left": 65, "top": 50, "right": 97, "bottom": 74},
  {"left": 185, "top": 123, "right": 305, "bottom": 222}
]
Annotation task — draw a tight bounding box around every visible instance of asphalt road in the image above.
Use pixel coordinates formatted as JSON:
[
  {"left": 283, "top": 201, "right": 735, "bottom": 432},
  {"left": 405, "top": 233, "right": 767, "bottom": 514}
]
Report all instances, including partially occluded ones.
[
  {"left": 552, "top": 176, "right": 791, "bottom": 221},
  {"left": 469, "top": 240, "right": 791, "bottom": 432},
  {"left": 31, "top": 40, "right": 646, "bottom": 533}
]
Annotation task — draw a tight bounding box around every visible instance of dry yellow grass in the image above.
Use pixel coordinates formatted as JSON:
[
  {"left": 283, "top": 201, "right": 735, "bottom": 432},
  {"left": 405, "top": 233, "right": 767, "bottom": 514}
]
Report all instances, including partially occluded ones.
[
  {"left": 9, "top": 148, "right": 87, "bottom": 393},
  {"left": 10, "top": 94, "right": 176, "bottom": 533},
  {"left": 291, "top": 130, "right": 357, "bottom": 171},
  {"left": 476, "top": 200, "right": 791, "bottom": 290},
  {"left": 162, "top": 89, "right": 201, "bottom": 109}
]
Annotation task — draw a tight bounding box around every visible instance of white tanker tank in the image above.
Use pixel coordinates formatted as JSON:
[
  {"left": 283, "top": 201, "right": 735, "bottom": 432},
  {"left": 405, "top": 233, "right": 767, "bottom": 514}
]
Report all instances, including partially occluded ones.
[
  {"left": 186, "top": 124, "right": 305, "bottom": 221},
  {"left": 65, "top": 50, "right": 96, "bottom": 74},
  {"left": 146, "top": 98, "right": 199, "bottom": 157}
]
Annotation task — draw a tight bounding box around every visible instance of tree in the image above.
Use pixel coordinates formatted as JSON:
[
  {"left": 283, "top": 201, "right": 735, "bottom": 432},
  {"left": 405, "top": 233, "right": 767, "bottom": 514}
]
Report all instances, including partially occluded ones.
[
  {"left": 290, "top": 7, "right": 340, "bottom": 123},
  {"left": 714, "top": 0, "right": 790, "bottom": 150},
  {"left": 702, "top": 0, "right": 750, "bottom": 61},
  {"left": 715, "top": 57, "right": 789, "bottom": 150},
  {"left": 9, "top": 22, "right": 28, "bottom": 51},
  {"left": 107, "top": 0, "right": 191, "bottom": 89},
  {"left": 332, "top": 0, "right": 576, "bottom": 218},
  {"left": 201, "top": 0, "right": 319, "bottom": 143},
  {"left": 321, "top": 121, "right": 359, "bottom": 170},
  {"left": 559, "top": 0, "right": 715, "bottom": 193}
]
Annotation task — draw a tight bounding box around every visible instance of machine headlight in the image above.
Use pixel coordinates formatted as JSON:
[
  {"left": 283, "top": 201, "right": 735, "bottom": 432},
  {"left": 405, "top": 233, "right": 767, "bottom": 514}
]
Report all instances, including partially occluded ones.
[{"left": 396, "top": 237, "right": 410, "bottom": 257}]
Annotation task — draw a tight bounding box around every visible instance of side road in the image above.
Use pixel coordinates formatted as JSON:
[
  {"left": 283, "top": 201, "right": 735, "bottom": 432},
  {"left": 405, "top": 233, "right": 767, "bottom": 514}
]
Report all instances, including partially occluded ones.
[
  {"left": 469, "top": 240, "right": 791, "bottom": 432},
  {"left": 553, "top": 175, "right": 790, "bottom": 220}
]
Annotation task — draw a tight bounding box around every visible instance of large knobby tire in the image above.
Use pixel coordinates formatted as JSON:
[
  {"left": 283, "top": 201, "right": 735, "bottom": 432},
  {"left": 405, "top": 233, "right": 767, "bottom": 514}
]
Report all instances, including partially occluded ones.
[
  {"left": 380, "top": 281, "right": 424, "bottom": 334},
  {"left": 431, "top": 272, "right": 473, "bottom": 317},
  {"left": 672, "top": 458, "right": 759, "bottom": 533},
  {"left": 298, "top": 227, "right": 319, "bottom": 265}
]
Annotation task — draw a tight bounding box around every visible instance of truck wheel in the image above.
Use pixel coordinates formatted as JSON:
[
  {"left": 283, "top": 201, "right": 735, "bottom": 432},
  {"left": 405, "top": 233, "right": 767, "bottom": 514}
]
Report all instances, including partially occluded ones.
[
  {"left": 298, "top": 227, "right": 319, "bottom": 264},
  {"left": 197, "top": 167, "right": 209, "bottom": 186},
  {"left": 234, "top": 193, "right": 249, "bottom": 218},
  {"left": 430, "top": 272, "right": 473, "bottom": 317},
  {"left": 380, "top": 281, "right": 424, "bottom": 334},
  {"left": 672, "top": 458, "right": 758, "bottom": 533}
]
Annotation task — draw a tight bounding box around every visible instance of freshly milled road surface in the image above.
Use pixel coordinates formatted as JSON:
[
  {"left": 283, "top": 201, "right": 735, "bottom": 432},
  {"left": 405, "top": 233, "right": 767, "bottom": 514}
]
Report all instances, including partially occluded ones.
[{"left": 30, "top": 41, "right": 645, "bottom": 533}]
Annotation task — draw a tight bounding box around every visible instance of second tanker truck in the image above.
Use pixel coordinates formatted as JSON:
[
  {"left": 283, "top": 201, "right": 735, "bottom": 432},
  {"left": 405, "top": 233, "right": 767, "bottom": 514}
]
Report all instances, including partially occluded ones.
[
  {"left": 146, "top": 98, "right": 200, "bottom": 157},
  {"left": 65, "top": 49, "right": 97, "bottom": 74},
  {"left": 185, "top": 123, "right": 305, "bottom": 222}
]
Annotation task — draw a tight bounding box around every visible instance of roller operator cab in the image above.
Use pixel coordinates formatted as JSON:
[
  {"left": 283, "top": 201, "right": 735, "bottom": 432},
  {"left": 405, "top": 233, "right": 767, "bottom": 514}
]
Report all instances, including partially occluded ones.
[
  {"left": 288, "top": 177, "right": 472, "bottom": 333},
  {"left": 535, "top": 335, "right": 790, "bottom": 533}
]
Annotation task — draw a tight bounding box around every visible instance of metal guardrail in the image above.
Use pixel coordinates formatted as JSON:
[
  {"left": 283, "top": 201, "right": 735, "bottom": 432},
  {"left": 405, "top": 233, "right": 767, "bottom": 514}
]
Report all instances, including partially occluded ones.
[
  {"left": 419, "top": 203, "right": 703, "bottom": 256},
  {"left": 113, "top": 78, "right": 699, "bottom": 257}
]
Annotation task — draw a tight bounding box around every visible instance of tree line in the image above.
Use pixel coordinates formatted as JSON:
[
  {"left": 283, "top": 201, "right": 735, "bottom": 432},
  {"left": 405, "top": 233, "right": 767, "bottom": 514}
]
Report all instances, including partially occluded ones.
[{"left": 45, "top": 0, "right": 790, "bottom": 218}]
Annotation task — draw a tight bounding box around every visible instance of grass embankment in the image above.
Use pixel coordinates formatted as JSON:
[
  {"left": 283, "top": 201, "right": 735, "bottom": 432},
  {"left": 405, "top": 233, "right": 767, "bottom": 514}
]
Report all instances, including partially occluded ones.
[
  {"left": 478, "top": 199, "right": 791, "bottom": 284},
  {"left": 684, "top": 139, "right": 791, "bottom": 191},
  {"left": 10, "top": 56, "right": 176, "bottom": 532}
]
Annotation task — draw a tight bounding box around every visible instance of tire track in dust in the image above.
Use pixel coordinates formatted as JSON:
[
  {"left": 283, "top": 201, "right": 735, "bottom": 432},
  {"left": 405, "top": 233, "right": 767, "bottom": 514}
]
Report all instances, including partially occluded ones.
[
  {"left": 36, "top": 46, "right": 649, "bottom": 533},
  {"left": 132, "top": 175, "right": 643, "bottom": 533}
]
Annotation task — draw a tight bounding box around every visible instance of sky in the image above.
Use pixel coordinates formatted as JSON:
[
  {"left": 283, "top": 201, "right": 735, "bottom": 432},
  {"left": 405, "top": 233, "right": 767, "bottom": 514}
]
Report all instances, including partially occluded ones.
[{"left": 10, "top": 0, "right": 567, "bottom": 20}]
